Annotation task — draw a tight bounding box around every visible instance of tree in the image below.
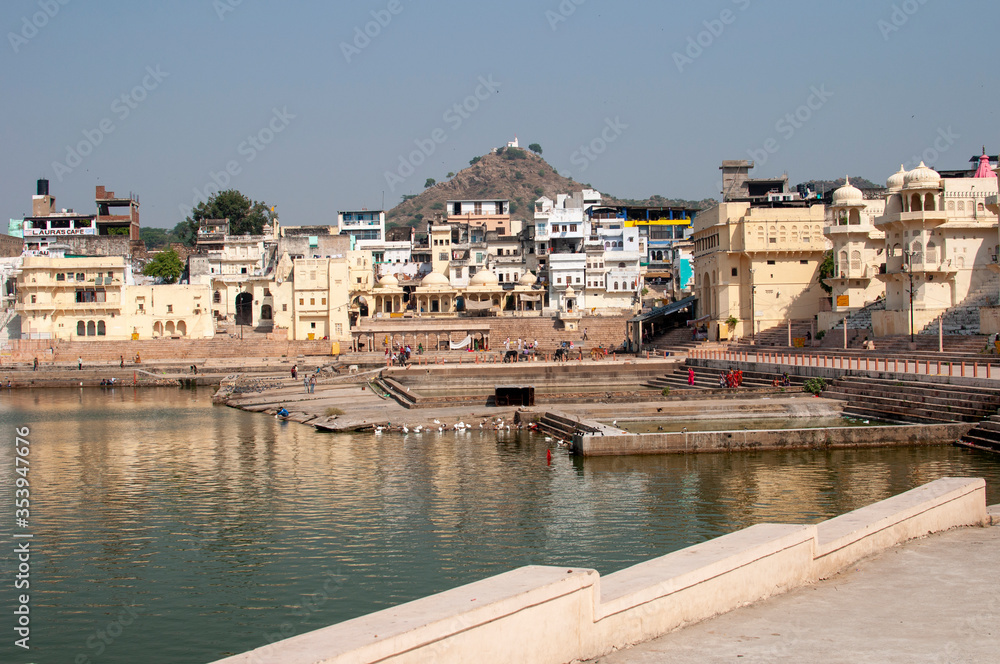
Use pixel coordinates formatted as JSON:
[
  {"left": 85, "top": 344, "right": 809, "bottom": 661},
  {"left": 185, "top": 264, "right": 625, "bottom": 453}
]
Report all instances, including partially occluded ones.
[
  {"left": 142, "top": 249, "right": 184, "bottom": 284},
  {"left": 140, "top": 227, "right": 172, "bottom": 250},
  {"left": 424, "top": 178, "right": 436, "bottom": 188},
  {"left": 446, "top": 172, "right": 455, "bottom": 178},
  {"left": 528, "top": 143, "right": 543, "bottom": 155},
  {"left": 469, "top": 156, "right": 481, "bottom": 166},
  {"left": 176, "top": 190, "right": 271, "bottom": 246},
  {"left": 818, "top": 250, "right": 834, "bottom": 294}
]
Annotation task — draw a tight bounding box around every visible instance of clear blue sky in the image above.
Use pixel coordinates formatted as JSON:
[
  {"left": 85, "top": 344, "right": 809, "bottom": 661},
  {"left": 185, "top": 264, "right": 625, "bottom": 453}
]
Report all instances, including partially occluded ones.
[{"left": 2, "top": 0, "right": 997, "bottom": 229}]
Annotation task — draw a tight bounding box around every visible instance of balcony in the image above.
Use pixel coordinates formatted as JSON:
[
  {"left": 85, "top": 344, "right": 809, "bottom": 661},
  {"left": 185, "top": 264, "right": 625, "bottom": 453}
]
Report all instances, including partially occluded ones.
[{"left": 987, "top": 195, "right": 999, "bottom": 215}]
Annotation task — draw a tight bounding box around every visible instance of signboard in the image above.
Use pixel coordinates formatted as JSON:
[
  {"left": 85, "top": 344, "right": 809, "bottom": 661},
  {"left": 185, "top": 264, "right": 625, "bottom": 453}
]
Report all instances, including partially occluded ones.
[
  {"left": 837, "top": 295, "right": 850, "bottom": 307},
  {"left": 22, "top": 228, "right": 95, "bottom": 237}
]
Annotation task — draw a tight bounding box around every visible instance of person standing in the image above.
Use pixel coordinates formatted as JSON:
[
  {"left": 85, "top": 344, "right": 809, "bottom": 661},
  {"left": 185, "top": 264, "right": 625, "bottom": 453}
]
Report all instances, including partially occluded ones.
[
  {"left": 33, "top": 357, "right": 38, "bottom": 371},
  {"left": 78, "top": 356, "right": 83, "bottom": 370},
  {"left": 120, "top": 355, "right": 124, "bottom": 368},
  {"left": 309, "top": 376, "right": 316, "bottom": 393},
  {"left": 303, "top": 376, "right": 309, "bottom": 393},
  {"left": 583, "top": 327, "right": 589, "bottom": 341},
  {"left": 688, "top": 367, "right": 695, "bottom": 386},
  {"left": 291, "top": 365, "right": 297, "bottom": 380}
]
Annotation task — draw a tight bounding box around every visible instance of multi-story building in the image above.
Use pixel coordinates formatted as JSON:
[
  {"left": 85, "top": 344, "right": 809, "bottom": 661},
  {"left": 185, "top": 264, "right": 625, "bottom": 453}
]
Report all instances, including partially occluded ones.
[
  {"left": 692, "top": 194, "right": 828, "bottom": 341},
  {"left": 15, "top": 253, "right": 213, "bottom": 340},
  {"left": 337, "top": 209, "right": 386, "bottom": 251},
  {"left": 819, "top": 178, "right": 886, "bottom": 330},
  {"left": 447, "top": 199, "right": 512, "bottom": 235},
  {"left": 872, "top": 158, "right": 999, "bottom": 336}
]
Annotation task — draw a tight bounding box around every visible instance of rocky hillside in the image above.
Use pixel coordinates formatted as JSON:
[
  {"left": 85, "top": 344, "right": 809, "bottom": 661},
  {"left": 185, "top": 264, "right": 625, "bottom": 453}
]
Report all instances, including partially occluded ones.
[{"left": 386, "top": 147, "right": 713, "bottom": 229}]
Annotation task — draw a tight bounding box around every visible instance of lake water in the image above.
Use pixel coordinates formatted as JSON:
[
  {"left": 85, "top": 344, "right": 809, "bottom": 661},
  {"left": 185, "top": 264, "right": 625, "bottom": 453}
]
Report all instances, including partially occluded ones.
[{"left": 2, "top": 387, "right": 999, "bottom": 664}]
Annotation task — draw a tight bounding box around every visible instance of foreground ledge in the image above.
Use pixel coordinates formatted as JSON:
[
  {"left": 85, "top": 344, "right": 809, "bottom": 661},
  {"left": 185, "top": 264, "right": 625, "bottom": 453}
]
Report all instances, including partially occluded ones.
[{"left": 212, "top": 477, "right": 988, "bottom": 664}]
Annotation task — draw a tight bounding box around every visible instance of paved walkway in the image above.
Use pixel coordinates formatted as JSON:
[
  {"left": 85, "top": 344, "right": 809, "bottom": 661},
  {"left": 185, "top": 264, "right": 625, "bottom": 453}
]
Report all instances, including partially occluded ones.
[{"left": 590, "top": 522, "right": 1000, "bottom": 664}]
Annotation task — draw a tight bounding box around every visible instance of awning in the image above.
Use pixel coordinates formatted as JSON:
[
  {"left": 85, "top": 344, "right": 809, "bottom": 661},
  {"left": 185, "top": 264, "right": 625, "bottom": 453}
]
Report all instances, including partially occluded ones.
[
  {"left": 628, "top": 295, "right": 696, "bottom": 323},
  {"left": 687, "top": 314, "right": 711, "bottom": 326}
]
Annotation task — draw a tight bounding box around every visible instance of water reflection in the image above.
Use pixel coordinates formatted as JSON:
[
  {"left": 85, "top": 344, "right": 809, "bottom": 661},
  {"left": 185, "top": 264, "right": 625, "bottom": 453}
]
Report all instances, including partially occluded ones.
[{"left": 0, "top": 388, "right": 998, "bottom": 664}]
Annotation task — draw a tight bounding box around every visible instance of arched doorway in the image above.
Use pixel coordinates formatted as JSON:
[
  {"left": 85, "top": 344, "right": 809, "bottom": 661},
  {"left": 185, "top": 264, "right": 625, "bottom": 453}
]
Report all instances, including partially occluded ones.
[
  {"left": 235, "top": 292, "right": 253, "bottom": 326},
  {"left": 260, "top": 304, "right": 272, "bottom": 321}
]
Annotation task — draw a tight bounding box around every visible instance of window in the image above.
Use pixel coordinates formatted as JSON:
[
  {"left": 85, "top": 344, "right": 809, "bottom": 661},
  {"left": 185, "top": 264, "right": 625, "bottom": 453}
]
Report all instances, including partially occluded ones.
[
  {"left": 56, "top": 273, "right": 65, "bottom": 281},
  {"left": 76, "top": 273, "right": 85, "bottom": 281},
  {"left": 767, "top": 260, "right": 776, "bottom": 265},
  {"left": 310, "top": 298, "right": 315, "bottom": 305},
  {"left": 732, "top": 268, "right": 738, "bottom": 277},
  {"left": 310, "top": 322, "right": 316, "bottom": 329},
  {"left": 282, "top": 304, "right": 288, "bottom": 311},
  {"left": 335, "top": 323, "right": 343, "bottom": 335},
  {"left": 213, "top": 291, "right": 221, "bottom": 303},
  {"left": 322, "top": 298, "right": 327, "bottom": 305},
  {"left": 30, "top": 294, "right": 36, "bottom": 304},
  {"left": 299, "top": 298, "right": 304, "bottom": 305},
  {"left": 166, "top": 304, "right": 173, "bottom": 313},
  {"left": 138, "top": 302, "right": 144, "bottom": 312}
]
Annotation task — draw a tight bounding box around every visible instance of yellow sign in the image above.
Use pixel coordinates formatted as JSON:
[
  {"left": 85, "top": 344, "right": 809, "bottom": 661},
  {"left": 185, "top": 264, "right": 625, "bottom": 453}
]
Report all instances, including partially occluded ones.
[
  {"left": 837, "top": 295, "right": 850, "bottom": 307},
  {"left": 792, "top": 337, "right": 806, "bottom": 348}
]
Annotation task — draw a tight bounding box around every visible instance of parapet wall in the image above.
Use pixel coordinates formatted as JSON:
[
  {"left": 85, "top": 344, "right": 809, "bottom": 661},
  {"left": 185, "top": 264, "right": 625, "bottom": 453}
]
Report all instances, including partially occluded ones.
[{"left": 211, "top": 477, "right": 988, "bottom": 664}]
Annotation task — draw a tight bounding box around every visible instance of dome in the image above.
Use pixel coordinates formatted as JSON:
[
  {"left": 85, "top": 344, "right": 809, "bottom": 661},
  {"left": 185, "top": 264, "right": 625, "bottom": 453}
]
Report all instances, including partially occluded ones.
[
  {"left": 564, "top": 286, "right": 576, "bottom": 297},
  {"left": 831, "top": 176, "right": 864, "bottom": 207},
  {"left": 886, "top": 165, "right": 907, "bottom": 191},
  {"left": 469, "top": 270, "right": 499, "bottom": 287},
  {"left": 904, "top": 161, "right": 941, "bottom": 189},
  {"left": 420, "top": 271, "right": 450, "bottom": 287},
  {"left": 519, "top": 271, "right": 537, "bottom": 286},
  {"left": 378, "top": 273, "right": 399, "bottom": 287}
]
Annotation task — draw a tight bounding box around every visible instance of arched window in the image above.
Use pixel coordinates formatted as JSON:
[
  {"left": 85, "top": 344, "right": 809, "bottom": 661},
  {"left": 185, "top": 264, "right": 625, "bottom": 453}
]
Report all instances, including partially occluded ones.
[
  {"left": 86, "top": 321, "right": 96, "bottom": 336},
  {"left": 957, "top": 200, "right": 966, "bottom": 212},
  {"left": 926, "top": 241, "right": 937, "bottom": 265},
  {"left": 947, "top": 201, "right": 955, "bottom": 211},
  {"left": 77, "top": 321, "right": 86, "bottom": 336},
  {"left": 924, "top": 193, "right": 936, "bottom": 211},
  {"left": 613, "top": 281, "right": 619, "bottom": 291},
  {"left": 849, "top": 210, "right": 861, "bottom": 224},
  {"left": 839, "top": 251, "right": 849, "bottom": 276},
  {"left": 910, "top": 241, "right": 923, "bottom": 264},
  {"left": 911, "top": 194, "right": 922, "bottom": 211},
  {"left": 97, "top": 320, "right": 106, "bottom": 336},
  {"left": 850, "top": 251, "right": 861, "bottom": 272},
  {"left": 213, "top": 291, "right": 221, "bottom": 304},
  {"left": 779, "top": 225, "right": 787, "bottom": 244}
]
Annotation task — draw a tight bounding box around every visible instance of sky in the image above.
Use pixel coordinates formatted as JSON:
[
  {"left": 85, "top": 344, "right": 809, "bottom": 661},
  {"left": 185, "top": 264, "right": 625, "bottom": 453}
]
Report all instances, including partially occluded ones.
[{"left": 2, "top": 0, "right": 997, "bottom": 230}]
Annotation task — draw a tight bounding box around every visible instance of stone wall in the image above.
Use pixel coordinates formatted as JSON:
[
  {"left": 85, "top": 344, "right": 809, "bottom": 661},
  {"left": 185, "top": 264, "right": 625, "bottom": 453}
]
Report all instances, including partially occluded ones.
[{"left": 210, "top": 478, "right": 988, "bottom": 664}]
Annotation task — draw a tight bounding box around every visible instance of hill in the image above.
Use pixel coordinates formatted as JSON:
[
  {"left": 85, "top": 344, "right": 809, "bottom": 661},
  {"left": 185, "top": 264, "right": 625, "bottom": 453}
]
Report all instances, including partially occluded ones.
[{"left": 386, "top": 147, "right": 713, "bottom": 229}]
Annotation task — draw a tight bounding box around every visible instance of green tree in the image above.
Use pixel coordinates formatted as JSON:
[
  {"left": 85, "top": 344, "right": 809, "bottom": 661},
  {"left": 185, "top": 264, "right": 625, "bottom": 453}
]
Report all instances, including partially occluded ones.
[
  {"left": 528, "top": 143, "right": 542, "bottom": 155},
  {"left": 176, "top": 190, "right": 271, "bottom": 246},
  {"left": 424, "top": 178, "right": 436, "bottom": 188},
  {"left": 142, "top": 249, "right": 184, "bottom": 284},
  {"left": 818, "top": 250, "right": 834, "bottom": 294},
  {"left": 140, "top": 227, "right": 172, "bottom": 250},
  {"left": 446, "top": 172, "right": 455, "bottom": 178},
  {"left": 469, "top": 156, "right": 481, "bottom": 166}
]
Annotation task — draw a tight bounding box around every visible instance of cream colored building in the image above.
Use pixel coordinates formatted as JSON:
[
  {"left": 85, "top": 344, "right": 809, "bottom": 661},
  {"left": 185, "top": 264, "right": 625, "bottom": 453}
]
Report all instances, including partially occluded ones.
[
  {"left": 692, "top": 201, "right": 828, "bottom": 340},
  {"left": 270, "top": 256, "right": 351, "bottom": 342},
  {"left": 819, "top": 178, "right": 886, "bottom": 331},
  {"left": 15, "top": 255, "right": 214, "bottom": 340},
  {"left": 873, "top": 161, "right": 999, "bottom": 336}
]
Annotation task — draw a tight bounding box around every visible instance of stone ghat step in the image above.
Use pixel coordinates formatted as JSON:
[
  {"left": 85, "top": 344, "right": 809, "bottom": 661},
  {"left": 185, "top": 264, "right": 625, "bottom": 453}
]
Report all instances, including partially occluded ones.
[
  {"left": 830, "top": 392, "right": 989, "bottom": 424},
  {"left": 957, "top": 431, "right": 1000, "bottom": 453},
  {"left": 835, "top": 376, "right": 1000, "bottom": 400},
  {"left": 830, "top": 380, "right": 1000, "bottom": 408},
  {"left": 840, "top": 405, "right": 953, "bottom": 425},
  {"left": 825, "top": 388, "right": 995, "bottom": 420}
]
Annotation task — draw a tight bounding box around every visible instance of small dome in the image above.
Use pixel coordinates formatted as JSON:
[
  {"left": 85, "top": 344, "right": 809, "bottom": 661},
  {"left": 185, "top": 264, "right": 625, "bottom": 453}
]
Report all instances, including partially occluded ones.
[
  {"left": 886, "top": 165, "right": 906, "bottom": 191},
  {"left": 564, "top": 286, "right": 576, "bottom": 297},
  {"left": 469, "top": 270, "right": 499, "bottom": 287},
  {"left": 831, "top": 176, "right": 864, "bottom": 207},
  {"left": 378, "top": 273, "right": 399, "bottom": 287},
  {"left": 420, "top": 271, "right": 450, "bottom": 287},
  {"left": 519, "top": 270, "right": 537, "bottom": 286},
  {"left": 904, "top": 161, "right": 941, "bottom": 189}
]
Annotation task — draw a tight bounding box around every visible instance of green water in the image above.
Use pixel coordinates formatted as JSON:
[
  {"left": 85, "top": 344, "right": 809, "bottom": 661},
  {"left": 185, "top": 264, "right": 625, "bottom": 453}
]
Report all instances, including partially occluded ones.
[{"left": 1, "top": 387, "right": 999, "bottom": 664}]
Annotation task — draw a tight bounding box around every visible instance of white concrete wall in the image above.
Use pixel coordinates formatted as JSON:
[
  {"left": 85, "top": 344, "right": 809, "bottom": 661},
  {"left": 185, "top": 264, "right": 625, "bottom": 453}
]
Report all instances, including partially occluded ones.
[{"left": 211, "top": 477, "right": 987, "bottom": 664}]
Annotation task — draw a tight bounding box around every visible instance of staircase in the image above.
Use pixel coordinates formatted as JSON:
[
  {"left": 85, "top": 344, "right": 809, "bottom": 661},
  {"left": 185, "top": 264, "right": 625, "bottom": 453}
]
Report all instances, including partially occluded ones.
[
  {"left": 958, "top": 415, "right": 1000, "bottom": 453},
  {"left": 824, "top": 376, "right": 1000, "bottom": 424},
  {"left": 919, "top": 275, "right": 1000, "bottom": 336},
  {"left": 645, "top": 364, "right": 806, "bottom": 391},
  {"left": 537, "top": 412, "right": 597, "bottom": 441}
]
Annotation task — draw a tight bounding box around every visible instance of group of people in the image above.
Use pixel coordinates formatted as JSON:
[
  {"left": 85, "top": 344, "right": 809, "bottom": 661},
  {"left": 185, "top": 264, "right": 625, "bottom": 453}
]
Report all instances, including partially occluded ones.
[
  {"left": 303, "top": 375, "right": 317, "bottom": 393},
  {"left": 99, "top": 377, "right": 117, "bottom": 386},
  {"left": 719, "top": 369, "right": 744, "bottom": 389},
  {"left": 771, "top": 372, "right": 792, "bottom": 387}
]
